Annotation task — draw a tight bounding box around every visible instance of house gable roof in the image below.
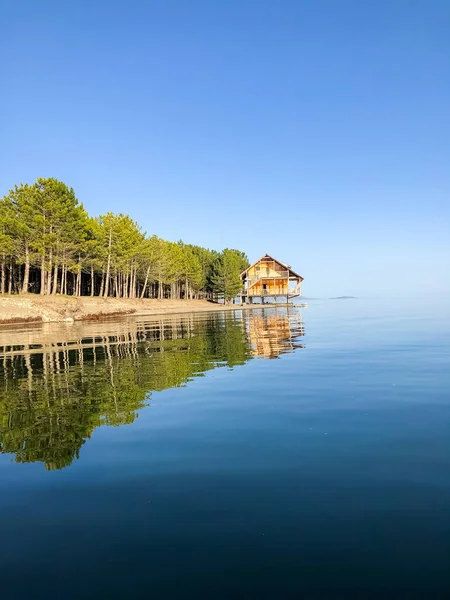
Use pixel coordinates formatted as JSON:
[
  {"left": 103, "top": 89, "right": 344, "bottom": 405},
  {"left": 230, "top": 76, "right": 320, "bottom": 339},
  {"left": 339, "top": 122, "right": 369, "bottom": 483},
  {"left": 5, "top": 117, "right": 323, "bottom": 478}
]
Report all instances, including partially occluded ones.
[{"left": 240, "top": 254, "right": 303, "bottom": 280}]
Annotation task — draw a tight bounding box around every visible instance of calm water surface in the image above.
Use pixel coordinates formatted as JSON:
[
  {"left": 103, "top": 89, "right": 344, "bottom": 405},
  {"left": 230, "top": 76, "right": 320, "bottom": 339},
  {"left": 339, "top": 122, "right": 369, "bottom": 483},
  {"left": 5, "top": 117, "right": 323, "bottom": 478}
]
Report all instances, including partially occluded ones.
[{"left": 1, "top": 300, "right": 449, "bottom": 598}]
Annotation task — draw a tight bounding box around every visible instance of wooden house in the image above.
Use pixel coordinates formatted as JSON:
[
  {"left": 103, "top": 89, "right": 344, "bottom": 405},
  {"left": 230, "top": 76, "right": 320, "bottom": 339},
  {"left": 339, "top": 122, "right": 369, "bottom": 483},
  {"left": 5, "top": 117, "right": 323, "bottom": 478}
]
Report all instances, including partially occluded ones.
[{"left": 240, "top": 254, "right": 303, "bottom": 303}]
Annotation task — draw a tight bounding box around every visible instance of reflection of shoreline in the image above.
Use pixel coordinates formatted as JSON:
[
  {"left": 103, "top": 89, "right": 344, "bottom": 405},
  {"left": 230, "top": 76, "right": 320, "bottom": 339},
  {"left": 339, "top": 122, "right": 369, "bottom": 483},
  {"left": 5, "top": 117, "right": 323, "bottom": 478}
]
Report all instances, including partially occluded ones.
[
  {"left": 247, "top": 309, "right": 305, "bottom": 359},
  {"left": 0, "top": 314, "right": 252, "bottom": 470},
  {"left": 0, "top": 314, "right": 202, "bottom": 356},
  {"left": 0, "top": 309, "right": 305, "bottom": 470}
]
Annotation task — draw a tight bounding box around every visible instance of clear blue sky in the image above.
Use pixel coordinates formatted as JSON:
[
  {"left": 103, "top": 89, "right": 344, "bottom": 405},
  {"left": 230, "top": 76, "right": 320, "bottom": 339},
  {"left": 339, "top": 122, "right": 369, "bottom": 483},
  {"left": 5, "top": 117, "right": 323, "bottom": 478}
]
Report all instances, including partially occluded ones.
[{"left": 1, "top": 0, "right": 449, "bottom": 297}]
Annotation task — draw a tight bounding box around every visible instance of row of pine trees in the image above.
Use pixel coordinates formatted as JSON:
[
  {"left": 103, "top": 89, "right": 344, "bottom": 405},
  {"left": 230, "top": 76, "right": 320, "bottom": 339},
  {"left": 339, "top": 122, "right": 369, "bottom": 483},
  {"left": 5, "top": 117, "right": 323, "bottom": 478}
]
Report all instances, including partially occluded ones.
[{"left": 0, "top": 178, "right": 249, "bottom": 301}]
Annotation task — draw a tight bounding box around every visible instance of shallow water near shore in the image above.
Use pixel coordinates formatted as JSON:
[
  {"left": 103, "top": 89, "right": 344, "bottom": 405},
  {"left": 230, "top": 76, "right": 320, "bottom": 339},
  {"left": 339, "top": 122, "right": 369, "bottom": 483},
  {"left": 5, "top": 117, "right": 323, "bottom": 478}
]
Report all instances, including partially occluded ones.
[{"left": 1, "top": 298, "right": 450, "bottom": 598}]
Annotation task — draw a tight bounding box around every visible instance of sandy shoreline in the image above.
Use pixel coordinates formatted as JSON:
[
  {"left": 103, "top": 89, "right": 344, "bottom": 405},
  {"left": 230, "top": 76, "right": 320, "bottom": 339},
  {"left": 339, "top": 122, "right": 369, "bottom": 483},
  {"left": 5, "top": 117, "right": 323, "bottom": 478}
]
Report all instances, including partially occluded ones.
[{"left": 0, "top": 295, "right": 273, "bottom": 326}]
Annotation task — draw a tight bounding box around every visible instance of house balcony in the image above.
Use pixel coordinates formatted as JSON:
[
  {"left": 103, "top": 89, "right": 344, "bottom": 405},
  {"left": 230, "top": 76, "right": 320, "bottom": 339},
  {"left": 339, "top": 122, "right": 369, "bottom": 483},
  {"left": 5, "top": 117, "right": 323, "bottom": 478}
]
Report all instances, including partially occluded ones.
[
  {"left": 240, "top": 284, "right": 301, "bottom": 298},
  {"left": 254, "top": 269, "right": 290, "bottom": 278},
  {"left": 246, "top": 271, "right": 291, "bottom": 288}
]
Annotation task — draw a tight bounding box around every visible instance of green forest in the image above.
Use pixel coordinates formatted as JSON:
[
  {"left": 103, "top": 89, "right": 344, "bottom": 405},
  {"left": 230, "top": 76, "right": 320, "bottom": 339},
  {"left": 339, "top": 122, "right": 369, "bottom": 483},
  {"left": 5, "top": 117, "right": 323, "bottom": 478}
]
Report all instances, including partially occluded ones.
[{"left": 0, "top": 178, "right": 249, "bottom": 301}]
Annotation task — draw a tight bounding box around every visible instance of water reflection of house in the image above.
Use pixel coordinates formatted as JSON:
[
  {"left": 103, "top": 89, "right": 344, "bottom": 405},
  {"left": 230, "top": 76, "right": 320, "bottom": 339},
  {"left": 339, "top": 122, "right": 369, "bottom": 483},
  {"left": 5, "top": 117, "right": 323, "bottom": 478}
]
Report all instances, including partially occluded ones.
[{"left": 246, "top": 310, "right": 305, "bottom": 359}]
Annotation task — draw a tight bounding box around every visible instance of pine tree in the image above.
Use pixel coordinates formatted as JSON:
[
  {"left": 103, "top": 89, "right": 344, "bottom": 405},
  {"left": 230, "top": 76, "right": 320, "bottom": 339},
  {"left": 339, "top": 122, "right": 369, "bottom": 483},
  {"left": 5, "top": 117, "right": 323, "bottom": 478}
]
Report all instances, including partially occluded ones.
[
  {"left": 211, "top": 249, "right": 249, "bottom": 303},
  {"left": 1, "top": 177, "right": 250, "bottom": 300}
]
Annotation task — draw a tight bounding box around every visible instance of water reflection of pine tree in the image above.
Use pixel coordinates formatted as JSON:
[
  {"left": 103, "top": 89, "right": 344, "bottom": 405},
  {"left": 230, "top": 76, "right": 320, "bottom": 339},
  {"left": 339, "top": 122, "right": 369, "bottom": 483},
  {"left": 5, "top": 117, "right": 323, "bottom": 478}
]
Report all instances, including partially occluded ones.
[{"left": 0, "top": 314, "right": 252, "bottom": 470}]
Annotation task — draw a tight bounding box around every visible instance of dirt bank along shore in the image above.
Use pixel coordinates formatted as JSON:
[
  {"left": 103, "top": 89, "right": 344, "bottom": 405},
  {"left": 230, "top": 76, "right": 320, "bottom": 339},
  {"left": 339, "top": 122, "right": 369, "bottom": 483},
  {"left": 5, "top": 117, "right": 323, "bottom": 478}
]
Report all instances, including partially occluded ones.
[{"left": 0, "top": 295, "right": 257, "bottom": 326}]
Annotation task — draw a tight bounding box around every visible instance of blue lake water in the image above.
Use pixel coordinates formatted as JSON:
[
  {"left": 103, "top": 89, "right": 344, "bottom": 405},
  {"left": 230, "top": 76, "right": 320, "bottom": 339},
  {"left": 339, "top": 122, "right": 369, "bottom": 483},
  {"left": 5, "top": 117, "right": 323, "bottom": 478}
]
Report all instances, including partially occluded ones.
[{"left": 1, "top": 299, "right": 449, "bottom": 598}]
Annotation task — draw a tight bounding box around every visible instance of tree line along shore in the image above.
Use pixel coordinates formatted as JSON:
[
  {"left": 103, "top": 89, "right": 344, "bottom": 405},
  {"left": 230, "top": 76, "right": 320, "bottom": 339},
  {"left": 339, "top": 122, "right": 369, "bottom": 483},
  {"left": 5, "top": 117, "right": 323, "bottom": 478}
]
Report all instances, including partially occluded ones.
[{"left": 0, "top": 178, "right": 249, "bottom": 303}]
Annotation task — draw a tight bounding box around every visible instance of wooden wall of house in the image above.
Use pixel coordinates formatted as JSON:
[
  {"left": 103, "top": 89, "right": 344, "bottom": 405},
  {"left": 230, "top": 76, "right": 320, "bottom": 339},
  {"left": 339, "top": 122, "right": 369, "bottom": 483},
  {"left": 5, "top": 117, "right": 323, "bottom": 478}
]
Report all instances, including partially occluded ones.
[{"left": 247, "top": 260, "right": 288, "bottom": 280}]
